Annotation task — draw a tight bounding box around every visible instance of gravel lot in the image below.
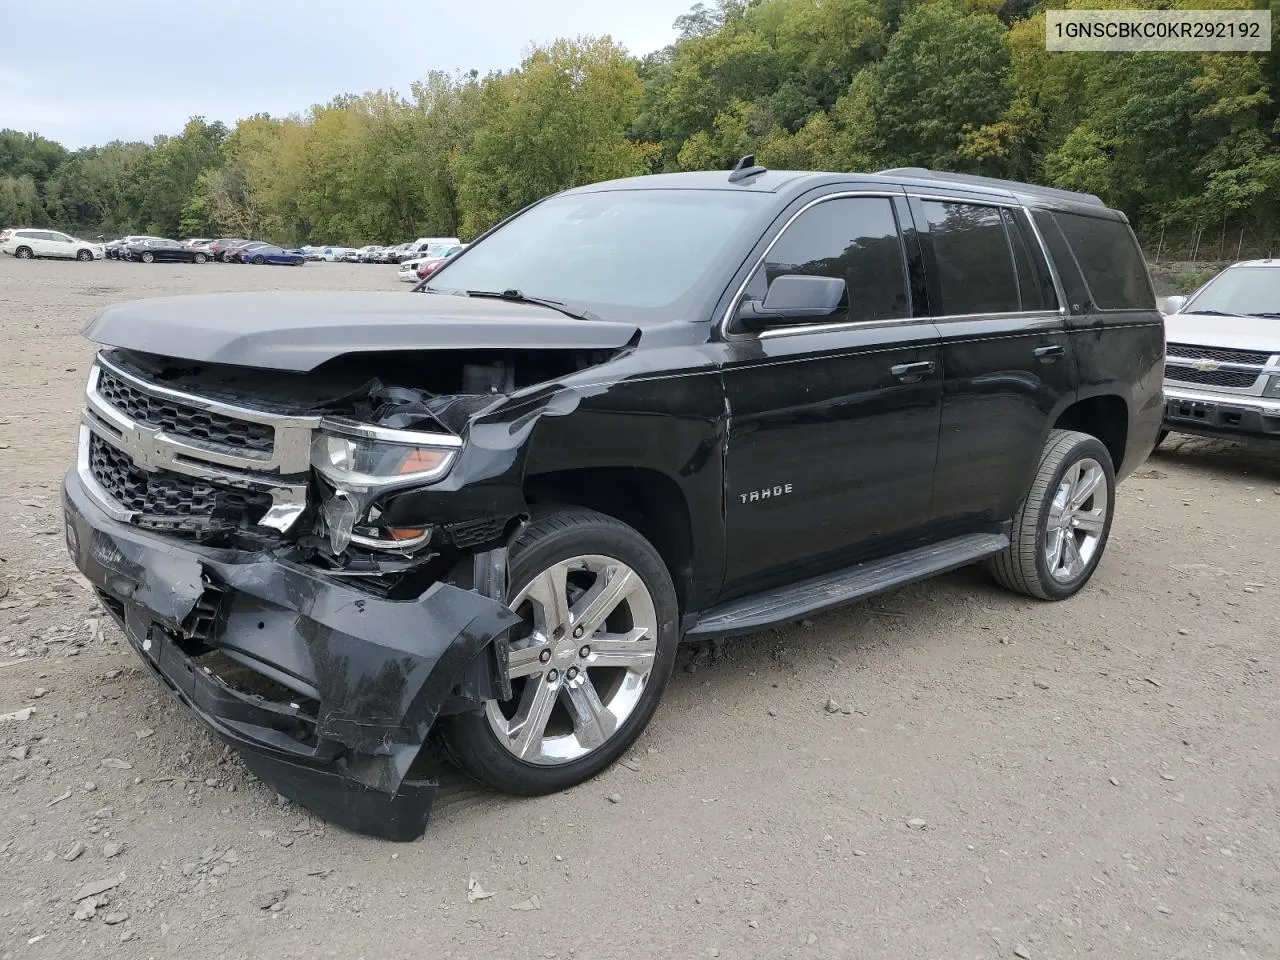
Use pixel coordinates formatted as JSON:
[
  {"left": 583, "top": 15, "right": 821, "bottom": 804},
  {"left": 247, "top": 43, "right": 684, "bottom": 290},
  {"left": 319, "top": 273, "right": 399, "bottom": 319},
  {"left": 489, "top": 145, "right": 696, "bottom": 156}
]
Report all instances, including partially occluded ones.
[{"left": 1, "top": 256, "right": 1277, "bottom": 960}]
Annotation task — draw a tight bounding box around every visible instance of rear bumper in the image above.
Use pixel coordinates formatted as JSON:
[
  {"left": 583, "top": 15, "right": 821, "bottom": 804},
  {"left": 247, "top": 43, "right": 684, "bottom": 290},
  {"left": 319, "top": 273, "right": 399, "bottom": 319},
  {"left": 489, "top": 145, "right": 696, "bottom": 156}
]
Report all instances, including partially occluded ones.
[
  {"left": 62, "top": 470, "right": 518, "bottom": 840},
  {"left": 1162, "top": 385, "right": 1280, "bottom": 441}
]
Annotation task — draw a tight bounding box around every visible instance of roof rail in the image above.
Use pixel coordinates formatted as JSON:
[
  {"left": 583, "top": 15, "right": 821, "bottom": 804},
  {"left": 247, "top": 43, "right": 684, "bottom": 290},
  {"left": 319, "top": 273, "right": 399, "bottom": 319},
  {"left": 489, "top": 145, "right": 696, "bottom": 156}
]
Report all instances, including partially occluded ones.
[{"left": 877, "top": 167, "right": 1106, "bottom": 208}]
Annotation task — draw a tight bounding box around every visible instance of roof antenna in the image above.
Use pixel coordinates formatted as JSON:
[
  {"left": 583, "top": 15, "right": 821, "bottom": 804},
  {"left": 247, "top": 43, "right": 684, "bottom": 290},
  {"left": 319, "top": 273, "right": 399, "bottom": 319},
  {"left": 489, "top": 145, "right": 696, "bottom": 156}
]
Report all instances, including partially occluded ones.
[{"left": 728, "top": 154, "right": 767, "bottom": 183}]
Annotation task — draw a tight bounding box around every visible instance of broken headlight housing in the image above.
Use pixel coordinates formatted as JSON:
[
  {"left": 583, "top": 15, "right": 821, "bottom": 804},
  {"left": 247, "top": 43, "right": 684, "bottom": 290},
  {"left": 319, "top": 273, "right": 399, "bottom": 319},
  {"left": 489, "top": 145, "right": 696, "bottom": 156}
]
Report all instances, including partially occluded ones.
[{"left": 311, "top": 420, "right": 461, "bottom": 552}]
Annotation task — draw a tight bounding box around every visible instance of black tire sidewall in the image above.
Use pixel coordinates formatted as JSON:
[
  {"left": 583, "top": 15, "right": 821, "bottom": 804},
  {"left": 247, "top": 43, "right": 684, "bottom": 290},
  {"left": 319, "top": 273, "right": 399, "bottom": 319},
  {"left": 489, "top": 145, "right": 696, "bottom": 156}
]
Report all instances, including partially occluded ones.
[
  {"left": 443, "top": 510, "right": 679, "bottom": 795},
  {"left": 1031, "top": 436, "right": 1116, "bottom": 600},
  {"left": 16, "top": 247, "right": 32, "bottom": 259},
  {"left": 141, "top": 252, "right": 154, "bottom": 263},
  {"left": 77, "top": 249, "right": 92, "bottom": 261}
]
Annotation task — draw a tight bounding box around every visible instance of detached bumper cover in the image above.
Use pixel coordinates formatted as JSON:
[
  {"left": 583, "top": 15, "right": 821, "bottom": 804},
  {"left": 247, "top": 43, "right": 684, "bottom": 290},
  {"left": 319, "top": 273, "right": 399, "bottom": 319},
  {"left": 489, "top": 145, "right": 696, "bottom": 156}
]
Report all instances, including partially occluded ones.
[
  {"left": 62, "top": 470, "right": 519, "bottom": 841},
  {"left": 1163, "top": 386, "right": 1280, "bottom": 440}
]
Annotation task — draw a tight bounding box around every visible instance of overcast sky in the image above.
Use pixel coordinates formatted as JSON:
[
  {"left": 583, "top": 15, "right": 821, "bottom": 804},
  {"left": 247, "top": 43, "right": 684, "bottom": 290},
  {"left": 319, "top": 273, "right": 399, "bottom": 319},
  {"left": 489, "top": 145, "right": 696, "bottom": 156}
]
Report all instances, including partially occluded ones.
[{"left": 1, "top": 0, "right": 693, "bottom": 149}]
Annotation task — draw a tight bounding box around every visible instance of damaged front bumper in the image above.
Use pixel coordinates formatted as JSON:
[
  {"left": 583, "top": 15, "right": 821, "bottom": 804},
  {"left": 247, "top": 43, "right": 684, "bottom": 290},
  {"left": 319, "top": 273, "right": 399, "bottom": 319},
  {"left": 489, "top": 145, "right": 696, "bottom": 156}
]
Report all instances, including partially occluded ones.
[{"left": 61, "top": 469, "right": 519, "bottom": 841}]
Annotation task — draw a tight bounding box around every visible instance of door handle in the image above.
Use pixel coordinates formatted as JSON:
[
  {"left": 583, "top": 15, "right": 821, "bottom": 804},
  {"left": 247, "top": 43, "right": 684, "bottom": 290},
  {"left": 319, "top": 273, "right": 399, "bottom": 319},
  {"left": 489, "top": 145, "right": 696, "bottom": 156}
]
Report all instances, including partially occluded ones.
[
  {"left": 890, "top": 361, "right": 936, "bottom": 381},
  {"left": 1033, "top": 344, "right": 1066, "bottom": 361}
]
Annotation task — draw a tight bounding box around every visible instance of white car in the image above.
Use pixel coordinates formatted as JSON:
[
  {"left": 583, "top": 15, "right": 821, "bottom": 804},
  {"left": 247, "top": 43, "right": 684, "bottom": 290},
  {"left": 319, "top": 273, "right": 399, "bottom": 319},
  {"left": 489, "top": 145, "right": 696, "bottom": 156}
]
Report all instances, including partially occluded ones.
[
  {"left": 398, "top": 243, "right": 467, "bottom": 282},
  {"left": 1160, "top": 259, "right": 1280, "bottom": 445},
  {"left": 1, "top": 228, "right": 104, "bottom": 261}
]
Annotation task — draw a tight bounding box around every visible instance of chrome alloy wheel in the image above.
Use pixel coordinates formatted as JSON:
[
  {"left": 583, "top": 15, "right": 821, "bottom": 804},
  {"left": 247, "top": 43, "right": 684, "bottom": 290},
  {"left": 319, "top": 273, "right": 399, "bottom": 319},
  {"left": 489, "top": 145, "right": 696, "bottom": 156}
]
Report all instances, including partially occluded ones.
[
  {"left": 485, "top": 555, "right": 658, "bottom": 765},
  {"left": 1045, "top": 457, "right": 1108, "bottom": 583}
]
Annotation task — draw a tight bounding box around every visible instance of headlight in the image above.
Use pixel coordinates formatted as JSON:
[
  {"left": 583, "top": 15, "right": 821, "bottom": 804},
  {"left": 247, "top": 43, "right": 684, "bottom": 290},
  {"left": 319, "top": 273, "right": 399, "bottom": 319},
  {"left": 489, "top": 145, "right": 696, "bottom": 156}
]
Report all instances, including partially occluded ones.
[
  {"left": 311, "top": 420, "right": 461, "bottom": 553},
  {"left": 310, "top": 420, "right": 460, "bottom": 490}
]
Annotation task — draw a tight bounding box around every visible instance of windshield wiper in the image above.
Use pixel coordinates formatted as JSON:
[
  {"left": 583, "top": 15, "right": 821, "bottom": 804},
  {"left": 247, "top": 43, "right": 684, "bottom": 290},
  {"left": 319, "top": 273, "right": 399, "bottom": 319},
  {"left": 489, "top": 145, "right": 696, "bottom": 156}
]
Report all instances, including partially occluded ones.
[
  {"left": 1183, "top": 309, "right": 1238, "bottom": 316},
  {"left": 1245, "top": 312, "right": 1280, "bottom": 318},
  {"left": 466, "top": 289, "right": 601, "bottom": 322}
]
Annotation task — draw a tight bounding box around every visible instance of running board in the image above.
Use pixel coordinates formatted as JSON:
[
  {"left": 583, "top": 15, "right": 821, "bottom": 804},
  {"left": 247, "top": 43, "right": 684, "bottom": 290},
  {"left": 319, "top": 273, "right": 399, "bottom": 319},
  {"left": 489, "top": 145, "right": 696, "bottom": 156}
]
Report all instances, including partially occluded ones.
[{"left": 685, "top": 532, "right": 1009, "bottom": 640}]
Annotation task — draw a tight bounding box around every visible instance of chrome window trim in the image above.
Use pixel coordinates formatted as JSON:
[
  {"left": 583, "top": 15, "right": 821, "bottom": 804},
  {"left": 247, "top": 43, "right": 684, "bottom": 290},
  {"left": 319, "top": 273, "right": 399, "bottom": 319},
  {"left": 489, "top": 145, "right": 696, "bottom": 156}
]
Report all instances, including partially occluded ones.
[
  {"left": 721, "top": 191, "right": 1076, "bottom": 341},
  {"left": 718, "top": 190, "right": 912, "bottom": 341}
]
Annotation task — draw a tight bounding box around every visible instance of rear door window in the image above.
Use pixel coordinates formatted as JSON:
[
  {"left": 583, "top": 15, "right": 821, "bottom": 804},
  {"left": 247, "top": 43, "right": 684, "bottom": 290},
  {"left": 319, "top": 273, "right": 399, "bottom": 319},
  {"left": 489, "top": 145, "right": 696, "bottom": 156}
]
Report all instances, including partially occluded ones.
[
  {"left": 745, "top": 196, "right": 910, "bottom": 326},
  {"left": 919, "top": 201, "right": 1021, "bottom": 315},
  {"left": 1002, "top": 208, "right": 1058, "bottom": 311},
  {"left": 1050, "top": 212, "right": 1154, "bottom": 310}
]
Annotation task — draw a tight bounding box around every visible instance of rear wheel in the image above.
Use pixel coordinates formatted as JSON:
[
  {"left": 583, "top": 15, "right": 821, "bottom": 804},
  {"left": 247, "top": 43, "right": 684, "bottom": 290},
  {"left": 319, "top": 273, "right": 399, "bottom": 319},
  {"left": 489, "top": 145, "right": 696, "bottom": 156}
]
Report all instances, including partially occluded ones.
[
  {"left": 14, "top": 246, "right": 33, "bottom": 260},
  {"left": 76, "top": 249, "right": 93, "bottom": 261},
  {"left": 439, "top": 507, "right": 679, "bottom": 795},
  {"left": 140, "top": 251, "right": 155, "bottom": 264},
  {"left": 987, "top": 429, "right": 1116, "bottom": 601}
]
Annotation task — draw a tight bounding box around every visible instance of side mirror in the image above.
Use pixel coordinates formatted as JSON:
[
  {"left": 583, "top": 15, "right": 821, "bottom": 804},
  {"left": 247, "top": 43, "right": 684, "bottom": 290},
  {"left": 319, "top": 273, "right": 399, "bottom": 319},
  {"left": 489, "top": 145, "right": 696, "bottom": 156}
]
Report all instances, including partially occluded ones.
[
  {"left": 737, "top": 274, "right": 846, "bottom": 328},
  {"left": 1161, "top": 295, "right": 1188, "bottom": 315}
]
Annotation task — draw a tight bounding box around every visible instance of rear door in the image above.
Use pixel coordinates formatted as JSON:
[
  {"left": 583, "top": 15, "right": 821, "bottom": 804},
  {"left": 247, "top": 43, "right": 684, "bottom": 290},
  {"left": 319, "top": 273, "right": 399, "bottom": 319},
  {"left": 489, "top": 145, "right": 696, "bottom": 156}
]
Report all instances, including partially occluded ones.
[
  {"left": 907, "top": 195, "right": 1075, "bottom": 526},
  {"left": 718, "top": 192, "right": 943, "bottom": 599}
]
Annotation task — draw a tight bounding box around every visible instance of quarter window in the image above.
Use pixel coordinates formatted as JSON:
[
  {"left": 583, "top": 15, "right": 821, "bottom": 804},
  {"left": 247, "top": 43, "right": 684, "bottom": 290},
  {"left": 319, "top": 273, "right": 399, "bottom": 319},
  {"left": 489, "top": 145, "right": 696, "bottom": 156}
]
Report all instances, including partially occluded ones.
[
  {"left": 1002, "top": 208, "right": 1058, "bottom": 311},
  {"left": 920, "top": 201, "right": 1020, "bottom": 315},
  {"left": 745, "top": 197, "right": 909, "bottom": 325},
  {"left": 1052, "top": 212, "right": 1154, "bottom": 311}
]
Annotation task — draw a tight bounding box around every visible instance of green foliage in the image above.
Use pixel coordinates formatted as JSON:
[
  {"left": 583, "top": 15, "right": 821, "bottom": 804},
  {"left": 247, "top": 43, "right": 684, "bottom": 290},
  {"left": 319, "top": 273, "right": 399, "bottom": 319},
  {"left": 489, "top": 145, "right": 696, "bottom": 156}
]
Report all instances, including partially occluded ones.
[{"left": 1, "top": 0, "right": 1277, "bottom": 247}]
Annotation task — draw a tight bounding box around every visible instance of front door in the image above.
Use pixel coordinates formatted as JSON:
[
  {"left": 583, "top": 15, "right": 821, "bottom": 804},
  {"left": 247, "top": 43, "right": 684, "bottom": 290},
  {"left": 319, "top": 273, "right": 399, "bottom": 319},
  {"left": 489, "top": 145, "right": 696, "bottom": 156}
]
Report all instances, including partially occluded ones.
[{"left": 718, "top": 194, "right": 943, "bottom": 600}]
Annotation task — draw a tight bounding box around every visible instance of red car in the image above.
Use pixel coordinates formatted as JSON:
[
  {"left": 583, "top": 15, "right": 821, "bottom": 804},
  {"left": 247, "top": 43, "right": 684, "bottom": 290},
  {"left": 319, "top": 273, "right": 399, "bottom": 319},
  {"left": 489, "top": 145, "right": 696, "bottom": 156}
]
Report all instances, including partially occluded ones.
[{"left": 416, "top": 243, "right": 467, "bottom": 279}]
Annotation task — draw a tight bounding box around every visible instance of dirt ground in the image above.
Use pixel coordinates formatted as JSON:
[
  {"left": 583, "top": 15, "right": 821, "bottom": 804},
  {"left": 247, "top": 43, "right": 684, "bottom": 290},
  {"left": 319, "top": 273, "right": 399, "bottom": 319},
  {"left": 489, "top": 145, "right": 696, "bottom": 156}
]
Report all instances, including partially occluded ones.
[{"left": 1, "top": 256, "right": 1277, "bottom": 960}]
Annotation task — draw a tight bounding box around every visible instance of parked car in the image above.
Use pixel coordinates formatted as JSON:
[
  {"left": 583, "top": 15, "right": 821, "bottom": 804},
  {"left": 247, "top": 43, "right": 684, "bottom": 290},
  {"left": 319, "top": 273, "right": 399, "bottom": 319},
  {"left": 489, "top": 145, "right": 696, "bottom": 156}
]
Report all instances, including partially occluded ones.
[
  {"left": 183, "top": 238, "right": 215, "bottom": 250},
  {"left": 1160, "top": 259, "right": 1280, "bottom": 444},
  {"left": 104, "top": 236, "right": 165, "bottom": 260},
  {"left": 209, "top": 238, "right": 249, "bottom": 262},
  {"left": 122, "top": 238, "right": 210, "bottom": 264},
  {"left": 298, "top": 246, "right": 326, "bottom": 261},
  {"left": 351, "top": 245, "right": 382, "bottom": 263},
  {"left": 226, "top": 241, "right": 271, "bottom": 263},
  {"left": 415, "top": 243, "right": 467, "bottom": 280},
  {"left": 398, "top": 237, "right": 461, "bottom": 262},
  {"left": 1, "top": 228, "right": 104, "bottom": 261},
  {"left": 62, "top": 161, "right": 1161, "bottom": 840},
  {"left": 241, "top": 245, "right": 305, "bottom": 266},
  {"left": 317, "top": 247, "right": 351, "bottom": 262}
]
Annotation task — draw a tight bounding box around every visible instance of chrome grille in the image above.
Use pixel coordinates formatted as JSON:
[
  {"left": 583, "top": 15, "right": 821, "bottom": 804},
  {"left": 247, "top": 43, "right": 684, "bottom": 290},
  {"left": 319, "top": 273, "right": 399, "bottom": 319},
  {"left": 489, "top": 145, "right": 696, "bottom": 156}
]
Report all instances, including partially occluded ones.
[
  {"left": 88, "top": 433, "right": 272, "bottom": 533},
  {"left": 1164, "top": 367, "right": 1261, "bottom": 389},
  {"left": 96, "top": 368, "right": 274, "bottom": 454},
  {"left": 1166, "top": 343, "right": 1271, "bottom": 365},
  {"left": 79, "top": 354, "right": 320, "bottom": 536}
]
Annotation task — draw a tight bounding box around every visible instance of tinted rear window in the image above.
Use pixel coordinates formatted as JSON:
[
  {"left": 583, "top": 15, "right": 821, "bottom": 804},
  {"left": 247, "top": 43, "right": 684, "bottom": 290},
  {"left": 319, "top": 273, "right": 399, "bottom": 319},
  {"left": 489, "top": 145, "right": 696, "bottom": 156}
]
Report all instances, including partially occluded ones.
[
  {"left": 1051, "top": 212, "right": 1153, "bottom": 311},
  {"left": 920, "top": 201, "right": 1020, "bottom": 314}
]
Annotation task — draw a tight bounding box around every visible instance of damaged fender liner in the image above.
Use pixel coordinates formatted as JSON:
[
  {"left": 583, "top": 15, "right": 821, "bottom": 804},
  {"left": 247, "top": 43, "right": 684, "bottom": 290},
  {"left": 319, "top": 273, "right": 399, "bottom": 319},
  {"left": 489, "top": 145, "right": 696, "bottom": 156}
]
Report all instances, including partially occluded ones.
[{"left": 62, "top": 470, "right": 519, "bottom": 841}]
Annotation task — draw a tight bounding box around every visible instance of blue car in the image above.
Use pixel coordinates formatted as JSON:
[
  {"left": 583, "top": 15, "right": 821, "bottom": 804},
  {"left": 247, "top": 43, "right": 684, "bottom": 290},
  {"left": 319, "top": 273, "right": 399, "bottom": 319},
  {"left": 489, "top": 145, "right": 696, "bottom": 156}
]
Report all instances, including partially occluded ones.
[{"left": 243, "top": 245, "right": 306, "bottom": 266}]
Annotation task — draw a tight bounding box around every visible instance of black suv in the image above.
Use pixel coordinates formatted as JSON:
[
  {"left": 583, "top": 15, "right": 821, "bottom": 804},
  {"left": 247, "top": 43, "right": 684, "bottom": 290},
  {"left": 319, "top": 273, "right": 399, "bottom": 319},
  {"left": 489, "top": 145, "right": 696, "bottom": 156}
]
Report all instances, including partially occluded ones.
[{"left": 62, "top": 161, "right": 1164, "bottom": 839}]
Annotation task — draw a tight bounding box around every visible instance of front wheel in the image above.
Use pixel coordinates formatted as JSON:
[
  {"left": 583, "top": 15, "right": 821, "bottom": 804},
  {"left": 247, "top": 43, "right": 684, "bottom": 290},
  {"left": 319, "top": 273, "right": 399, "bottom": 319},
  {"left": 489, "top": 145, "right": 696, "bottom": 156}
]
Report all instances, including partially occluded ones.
[
  {"left": 439, "top": 507, "right": 679, "bottom": 795},
  {"left": 987, "top": 429, "right": 1116, "bottom": 601},
  {"left": 194, "top": 252, "right": 207, "bottom": 264},
  {"left": 76, "top": 249, "right": 93, "bottom": 261},
  {"left": 251, "top": 254, "right": 265, "bottom": 265}
]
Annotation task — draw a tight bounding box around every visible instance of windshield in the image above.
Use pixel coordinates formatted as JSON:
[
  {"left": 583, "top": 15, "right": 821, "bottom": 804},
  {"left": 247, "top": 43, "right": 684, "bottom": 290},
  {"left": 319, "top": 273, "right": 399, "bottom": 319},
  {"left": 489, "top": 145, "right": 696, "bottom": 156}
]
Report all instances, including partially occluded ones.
[
  {"left": 425, "top": 189, "right": 769, "bottom": 316},
  {"left": 1183, "top": 266, "right": 1280, "bottom": 317}
]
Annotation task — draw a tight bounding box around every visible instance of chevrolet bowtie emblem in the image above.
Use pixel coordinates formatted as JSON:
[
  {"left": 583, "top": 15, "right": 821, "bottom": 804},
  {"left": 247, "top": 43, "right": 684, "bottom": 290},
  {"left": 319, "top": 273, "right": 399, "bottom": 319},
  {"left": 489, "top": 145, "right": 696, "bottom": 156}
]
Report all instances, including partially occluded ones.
[{"left": 1191, "top": 360, "right": 1220, "bottom": 372}]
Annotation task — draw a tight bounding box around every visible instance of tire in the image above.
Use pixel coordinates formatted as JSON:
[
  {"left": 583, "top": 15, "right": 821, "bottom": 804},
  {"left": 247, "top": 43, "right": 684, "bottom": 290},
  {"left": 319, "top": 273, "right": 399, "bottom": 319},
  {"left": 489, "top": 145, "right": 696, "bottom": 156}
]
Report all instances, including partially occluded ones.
[
  {"left": 194, "top": 253, "right": 207, "bottom": 264},
  {"left": 14, "top": 246, "right": 33, "bottom": 260},
  {"left": 76, "top": 249, "right": 93, "bottom": 261},
  {"left": 291, "top": 258, "right": 303, "bottom": 266},
  {"left": 1155, "top": 429, "right": 1169, "bottom": 448},
  {"left": 439, "top": 507, "right": 679, "bottom": 795},
  {"left": 140, "top": 251, "right": 155, "bottom": 264},
  {"left": 251, "top": 254, "right": 265, "bottom": 265},
  {"left": 987, "top": 429, "right": 1116, "bottom": 601}
]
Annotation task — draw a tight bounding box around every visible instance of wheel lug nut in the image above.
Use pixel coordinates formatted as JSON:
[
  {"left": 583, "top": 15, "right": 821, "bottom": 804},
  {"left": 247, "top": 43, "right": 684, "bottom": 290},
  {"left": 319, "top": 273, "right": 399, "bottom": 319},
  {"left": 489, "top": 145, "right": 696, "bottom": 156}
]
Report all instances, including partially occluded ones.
[
  {"left": 566, "top": 667, "right": 578, "bottom": 680},
  {"left": 547, "top": 669, "right": 559, "bottom": 683},
  {"left": 579, "top": 645, "right": 590, "bottom": 658},
  {"left": 539, "top": 650, "right": 551, "bottom": 663},
  {"left": 573, "top": 627, "right": 583, "bottom": 639}
]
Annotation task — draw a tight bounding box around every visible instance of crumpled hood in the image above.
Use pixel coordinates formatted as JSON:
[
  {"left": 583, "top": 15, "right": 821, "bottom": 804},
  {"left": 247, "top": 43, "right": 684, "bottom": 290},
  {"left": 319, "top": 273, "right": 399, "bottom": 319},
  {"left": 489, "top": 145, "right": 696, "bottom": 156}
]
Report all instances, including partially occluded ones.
[
  {"left": 1163, "top": 311, "right": 1280, "bottom": 355},
  {"left": 84, "top": 291, "right": 640, "bottom": 372}
]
